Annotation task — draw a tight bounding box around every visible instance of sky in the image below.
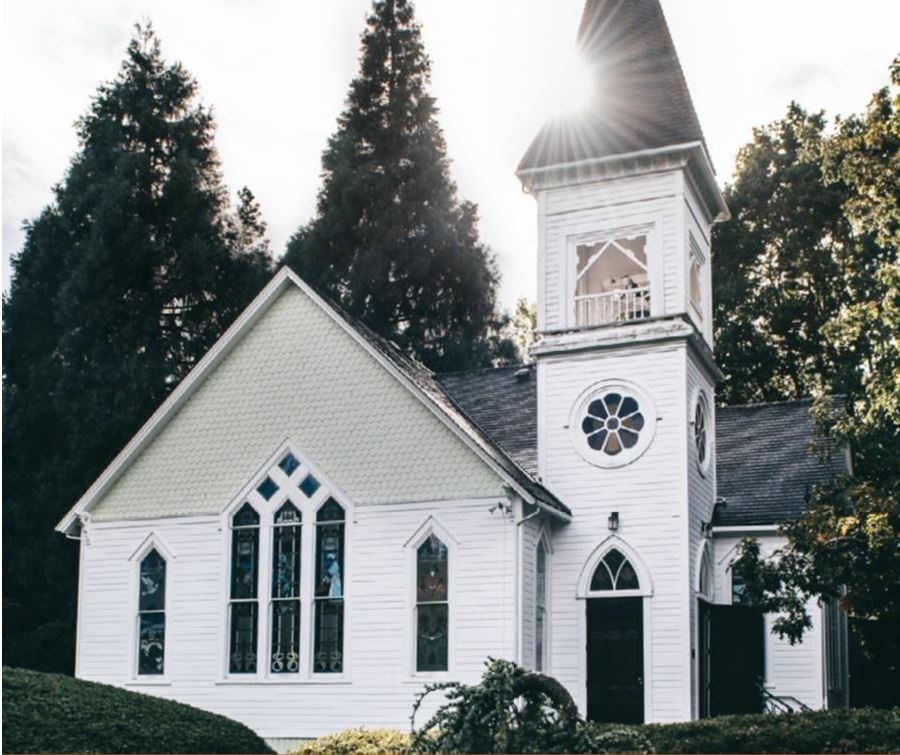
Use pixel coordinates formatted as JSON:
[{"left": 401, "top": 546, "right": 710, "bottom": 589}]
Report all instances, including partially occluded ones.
[{"left": 3, "top": 0, "right": 899, "bottom": 312}]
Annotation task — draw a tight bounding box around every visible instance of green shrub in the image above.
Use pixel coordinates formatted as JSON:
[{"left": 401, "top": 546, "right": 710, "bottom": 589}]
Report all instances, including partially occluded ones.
[
  {"left": 2, "top": 667, "right": 273, "bottom": 754},
  {"left": 583, "top": 724, "right": 655, "bottom": 754},
  {"left": 293, "top": 727, "right": 412, "bottom": 754},
  {"left": 643, "top": 707, "right": 900, "bottom": 754}
]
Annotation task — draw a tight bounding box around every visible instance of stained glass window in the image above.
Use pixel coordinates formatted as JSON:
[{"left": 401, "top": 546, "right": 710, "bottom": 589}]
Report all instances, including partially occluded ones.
[
  {"left": 300, "top": 474, "right": 320, "bottom": 498},
  {"left": 535, "top": 542, "right": 547, "bottom": 672},
  {"left": 229, "top": 503, "right": 259, "bottom": 673},
  {"left": 694, "top": 394, "right": 709, "bottom": 470},
  {"left": 581, "top": 392, "right": 645, "bottom": 456},
  {"left": 590, "top": 548, "right": 640, "bottom": 592},
  {"left": 278, "top": 452, "right": 300, "bottom": 477},
  {"left": 271, "top": 502, "right": 301, "bottom": 673},
  {"left": 257, "top": 476, "right": 279, "bottom": 500},
  {"left": 313, "top": 499, "right": 344, "bottom": 673},
  {"left": 138, "top": 549, "right": 166, "bottom": 675},
  {"left": 416, "top": 534, "right": 449, "bottom": 672}
]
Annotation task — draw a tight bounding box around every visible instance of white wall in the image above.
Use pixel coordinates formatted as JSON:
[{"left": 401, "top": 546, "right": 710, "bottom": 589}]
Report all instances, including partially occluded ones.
[
  {"left": 77, "top": 496, "right": 518, "bottom": 739},
  {"left": 712, "top": 534, "right": 825, "bottom": 710},
  {"left": 538, "top": 341, "right": 694, "bottom": 722}
]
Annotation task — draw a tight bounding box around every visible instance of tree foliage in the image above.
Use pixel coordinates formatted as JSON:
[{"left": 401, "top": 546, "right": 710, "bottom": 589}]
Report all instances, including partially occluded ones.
[
  {"left": 724, "top": 59, "right": 899, "bottom": 663},
  {"left": 283, "top": 0, "right": 514, "bottom": 372},
  {"left": 409, "top": 658, "right": 652, "bottom": 754},
  {"left": 2, "top": 24, "right": 272, "bottom": 673}
]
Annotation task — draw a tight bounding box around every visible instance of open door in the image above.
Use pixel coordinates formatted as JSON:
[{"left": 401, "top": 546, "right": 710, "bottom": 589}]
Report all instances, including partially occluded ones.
[{"left": 706, "top": 604, "right": 764, "bottom": 715}]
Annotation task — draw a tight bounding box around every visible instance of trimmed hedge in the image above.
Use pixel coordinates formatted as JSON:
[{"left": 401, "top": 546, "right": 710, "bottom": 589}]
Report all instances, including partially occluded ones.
[
  {"left": 294, "top": 728, "right": 413, "bottom": 754},
  {"left": 295, "top": 708, "right": 900, "bottom": 755},
  {"left": 2, "top": 667, "right": 273, "bottom": 754},
  {"left": 643, "top": 707, "right": 900, "bottom": 754}
]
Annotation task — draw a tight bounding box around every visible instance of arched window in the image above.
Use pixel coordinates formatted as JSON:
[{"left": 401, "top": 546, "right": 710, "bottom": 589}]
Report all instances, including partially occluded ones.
[
  {"left": 535, "top": 541, "right": 548, "bottom": 672},
  {"left": 229, "top": 502, "right": 260, "bottom": 673},
  {"left": 271, "top": 501, "right": 302, "bottom": 674},
  {"left": 698, "top": 546, "right": 713, "bottom": 599},
  {"left": 590, "top": 548, "right": 640, "bottom": 591},
  {"left": 416, "top": 534, "right": 449, "bottom": 672},
  {"left": 138, "top": 549, "right": 166, "bottom": 675},
  {"left": 690, "top": 258, "right": 703, "bottom": 318},
  {"left": 314, "top": 498, "right": 345, "bottom": 674}
]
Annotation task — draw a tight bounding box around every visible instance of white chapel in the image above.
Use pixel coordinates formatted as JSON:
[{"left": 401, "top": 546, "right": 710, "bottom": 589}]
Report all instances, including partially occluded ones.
[{"left": 57, "top": 0, "right": 850, "bottom": 744}]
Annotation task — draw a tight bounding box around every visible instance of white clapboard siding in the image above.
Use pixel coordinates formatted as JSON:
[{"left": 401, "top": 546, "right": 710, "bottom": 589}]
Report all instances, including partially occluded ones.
[
  {"left": 685, "top": 353, "right": 717, "bottom": 717},
  {"left": 712, "top": 535, "right": 825, "bottom": 709},
  {"left": 78, "top": 497, "right": 517, "bottom": 739},
  {"left": 538, "top": 342, "right": 694, "bottom": 722},
  {"left": 537, "top": 171, "right": 686, "bottom": 333}
]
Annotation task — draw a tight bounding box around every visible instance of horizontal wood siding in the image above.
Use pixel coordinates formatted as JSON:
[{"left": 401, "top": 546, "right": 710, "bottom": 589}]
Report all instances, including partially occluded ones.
[
  {"left": 712, "top": 535, "right": 825, "bottom": 709},
  {"left": 77, "top": 498, "right": 517, "bottom": 738},
  {"left": 538, "top": 172, "right": 684, "bottom": 332},
  {"left": 538, "top": 343, "right": 693, "bottom": 722}
]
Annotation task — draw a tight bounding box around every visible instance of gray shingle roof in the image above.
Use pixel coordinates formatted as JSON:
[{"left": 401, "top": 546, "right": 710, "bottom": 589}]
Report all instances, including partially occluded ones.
[
  {"left": 713, "top": 399, "right": 848, "bottom": 527},
  {"left": 438, "top": 367, "right": 847, "bottom": 526},
  {"left": 517, "top": 0, "right": 706, "bottom": 173}
]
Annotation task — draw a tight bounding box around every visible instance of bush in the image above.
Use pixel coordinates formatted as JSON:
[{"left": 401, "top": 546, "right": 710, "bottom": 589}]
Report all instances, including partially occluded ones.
[
  {"left": 293, "top": 728, "right": 412, "bottom": 754},
  {"left": 643, "top": 707, "right": 900, "bottom": 754},
  {"left": 2, "top": 667, "right": 273, "bottom": 754}
]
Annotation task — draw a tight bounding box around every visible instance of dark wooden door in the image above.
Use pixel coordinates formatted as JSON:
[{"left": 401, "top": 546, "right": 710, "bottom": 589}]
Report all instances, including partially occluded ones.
[
  {"left": 698, "top": 599, "right": 711, "bottom": 718},
  {"left": 586, "top": 597, "right": 644, "bottom": 724},
  {"left": 708, "top": 604, "right": 764, "bottom": 716}
]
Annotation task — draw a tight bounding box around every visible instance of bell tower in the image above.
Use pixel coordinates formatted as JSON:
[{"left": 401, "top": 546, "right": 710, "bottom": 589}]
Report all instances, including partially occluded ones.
[{"left": 518, "top": 0, "right": 729, "bottom": 722}]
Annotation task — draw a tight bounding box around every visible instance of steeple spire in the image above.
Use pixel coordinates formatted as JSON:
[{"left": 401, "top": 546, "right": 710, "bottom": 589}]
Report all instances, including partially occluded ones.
[{"left": 518, "top": 0, "right": 707, "bottom": 173}]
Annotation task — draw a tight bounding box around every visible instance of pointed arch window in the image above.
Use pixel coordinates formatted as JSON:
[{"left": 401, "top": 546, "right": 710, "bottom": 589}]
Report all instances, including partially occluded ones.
[
  {"left": 416, "top": 533, "right": 449, "bottom": 672},
  {"left": 137, "top": 549, "right": 166, "bottom": 675},
  {"left": 314, "top": 498, "right": 345, "bottom": 674},
  {"left": 590, "top": 548, "right": 640, "bottom": 591},
  {"left": 698, "top": 546, "right": 713, "bottom": 600},
  {"left": 271, "top": 501, "right": 302, "bottom": 674},
  {"left": 535, "top": 541, "right": 548, "bottom": 672},
  {"left": 229, "top": 503, "right": 260, "bottom": 673}
]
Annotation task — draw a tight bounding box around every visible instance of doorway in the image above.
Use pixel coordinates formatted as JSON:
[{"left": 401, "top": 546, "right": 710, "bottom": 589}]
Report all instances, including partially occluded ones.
[
  {"left": 586, "top": 597, "right": 644, "bottom": 723},
  {"left": 703, "top": 604, "right": 764, "bottom": 715}
]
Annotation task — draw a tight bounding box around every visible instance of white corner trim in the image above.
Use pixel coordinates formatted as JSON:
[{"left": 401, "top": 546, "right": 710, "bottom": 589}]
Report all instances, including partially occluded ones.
[{"left": 56, "top": 266, "right": 550, "bottom": 532}]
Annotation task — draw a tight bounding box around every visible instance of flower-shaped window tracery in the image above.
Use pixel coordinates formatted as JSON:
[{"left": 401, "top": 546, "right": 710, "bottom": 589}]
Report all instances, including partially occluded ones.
[{"left": 580, "top": 392, "right": 645, "bottom": 456}]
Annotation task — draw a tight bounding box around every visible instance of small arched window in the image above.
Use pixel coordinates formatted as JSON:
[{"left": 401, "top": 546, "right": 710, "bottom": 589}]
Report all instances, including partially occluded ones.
[
  {"left": 314, "top": 498, "right": 345, "bottom": 673},
  {"left": 690, "top": 258, "right": 703, "bottom": 318},
  {"left": 535, "top": 542, "right": 548, "bottom": 672},
  {"left": 590, "top": 548, "right": 640, "bottom": 591},
  {"left": 416, "top": 534, "right": 449, "bottom": 672},
  {"left": 271, "top": 501, "right": 302, "bottom": 674},
  {"left": 698, "top": 546, "right": 713, "bottom": 599},
  {"left": 694, "top": 391, "right": 711, "bottom": 474},
  {"left": 229, "top": 502, "right": 260, "bottom": 673},
  {"left": 138, "top": 549, "right": 166, "bottom": 675}
]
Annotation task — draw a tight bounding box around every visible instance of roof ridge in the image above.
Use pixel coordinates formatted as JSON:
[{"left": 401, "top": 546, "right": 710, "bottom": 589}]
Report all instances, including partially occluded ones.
[
  {"left": 436, "top": 363, "right": 529, "bottom": 379},
  {"left": 721, "top": 396, "right": 816, "bottom": 410}
]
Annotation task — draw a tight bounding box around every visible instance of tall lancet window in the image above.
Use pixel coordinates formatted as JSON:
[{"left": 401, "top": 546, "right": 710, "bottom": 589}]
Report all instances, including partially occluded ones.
[
  {"left": 314, "top": 498, "right": 345, "bottom": 673},
  {"left": 416, "top": 534, "right": 449, "bottom": 672},
  {"left": 574, "top": 234, "right": 650, "bottom": 327},
  {"left": 229, "top": 502, "right": 260, "bottom": 673},
  {"left": 137, "top": 549, "right": 166, "bottom": 675},
  {"left": 535, "top": 542, "right": 548, "bottom": 672},
  {"left": 271, "top": 501, "right": 302, "bottom": 674}
]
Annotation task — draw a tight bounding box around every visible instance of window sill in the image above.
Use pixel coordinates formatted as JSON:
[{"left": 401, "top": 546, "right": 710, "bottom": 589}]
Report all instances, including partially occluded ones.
[
  {"left": 215, "top": 677, "right": 352, "bottom": 686},
  {"left": 402, "top": 673, "right": 454, "bottom": 685},
  {"left": 125, "top": 680, "right": 172, "bottom": 687}
]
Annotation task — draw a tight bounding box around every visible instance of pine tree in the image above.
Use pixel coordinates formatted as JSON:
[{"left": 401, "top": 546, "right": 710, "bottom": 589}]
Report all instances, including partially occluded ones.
[
  {"left": 284, "top": 0, "right": 513, "bottom": 373},
  {"left": 2, "top": 24, "right": 272, "bottom": 672}
]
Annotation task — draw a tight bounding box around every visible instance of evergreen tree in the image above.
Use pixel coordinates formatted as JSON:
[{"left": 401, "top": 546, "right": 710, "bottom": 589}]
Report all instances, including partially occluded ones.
[
  {"left": 2, "top": 24, "right": 272, "bottom": 672},
  {"left": 284, "top": 0, "right": 513, "bottom": 372}
]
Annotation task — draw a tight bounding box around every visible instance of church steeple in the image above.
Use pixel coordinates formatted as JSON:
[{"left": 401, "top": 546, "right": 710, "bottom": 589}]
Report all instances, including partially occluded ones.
[{"left": 518, "top": 0, "right": 708, "bottom": 173}]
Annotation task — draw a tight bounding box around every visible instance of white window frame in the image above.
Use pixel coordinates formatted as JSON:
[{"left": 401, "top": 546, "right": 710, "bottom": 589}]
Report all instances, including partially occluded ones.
[
  {"left": 565, "top": 218, "right": 663, "bottom": 330},
  {"left": 128, "top": 533, "right": 176, "bottom": 683},
  {"left": 218, "top": 439, "right": 353, "bottom": 683},
  {"left": 533, "top": 528, "right": 552, "bottom": 673},
  {"left": 569, "top": 379, "right": 658, "bottom": 469},
  {"left": 688, "top": 234, "right": 705, "bottom": 327},
  {"left": 405, "top": 516, "right": 458, "bottom": 679},
  {"left": 690, "top": 386, "right": 713, "bottom": 477}
]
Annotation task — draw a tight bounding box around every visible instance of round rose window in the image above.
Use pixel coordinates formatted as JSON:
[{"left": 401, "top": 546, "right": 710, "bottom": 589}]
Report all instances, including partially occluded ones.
[{"left": 571, "top": 381, "right": 657, "bottom": 468}]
